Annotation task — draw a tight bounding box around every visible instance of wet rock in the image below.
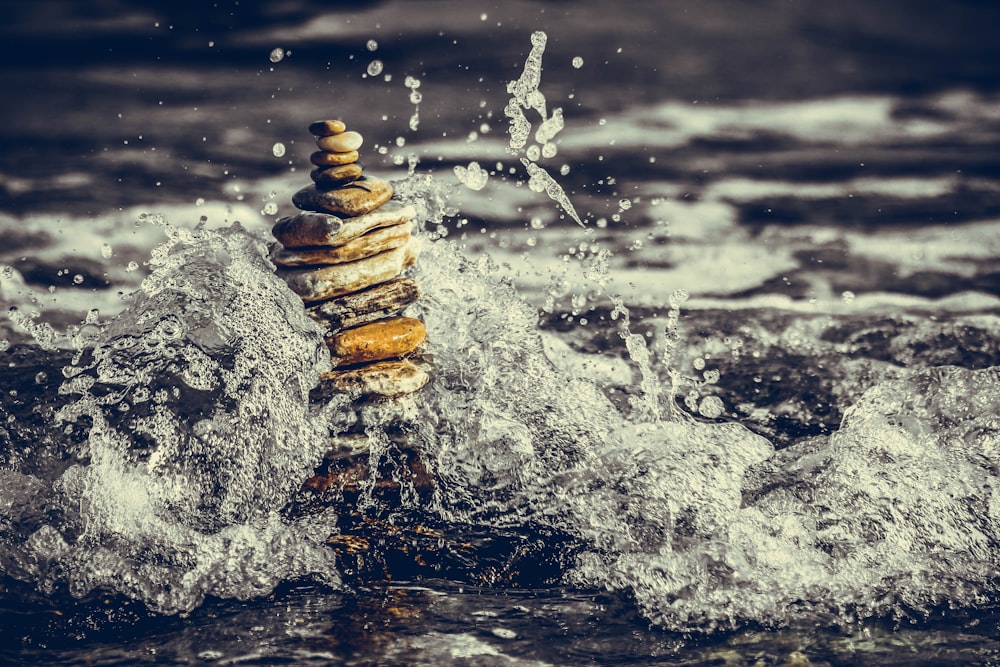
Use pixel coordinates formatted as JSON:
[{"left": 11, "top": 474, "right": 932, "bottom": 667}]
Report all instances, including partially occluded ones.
[
  {"left": 310, "top": 163, "right": 363, "bottom": 187},
  {"left": 316, "top": 130, "right": 364, "bottom": 153},
  {"left": 328, "top": 316, "right": 426, "bottom": 367},
  {"left": 292, "top": 177, "right": 394, "bottom": 218},
  {"left": 272, "top": 202, "right": 414, "bottom": 249},
  {"left": 316, "top": 358, "right": 431, "bottom": 398},
  {"left": 308, "top": 119, "right": 347, "bottom": 136},
  {"left": 306, "top": 278, "right": 420, "bottom": 331},
  {"left": 310, "top": 150, "right": 359, "bottom": 167},
  {"left": 271, "top": 221, "right": 413, "bottom": 268},
  {"left": 279, "top": 237, "right": 420, "bottom": 302}
]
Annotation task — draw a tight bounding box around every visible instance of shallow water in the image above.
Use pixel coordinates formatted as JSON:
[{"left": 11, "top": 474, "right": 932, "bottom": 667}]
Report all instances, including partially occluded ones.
[{"left": 2, "top": 1, "right": 1000, "bottom": 664}]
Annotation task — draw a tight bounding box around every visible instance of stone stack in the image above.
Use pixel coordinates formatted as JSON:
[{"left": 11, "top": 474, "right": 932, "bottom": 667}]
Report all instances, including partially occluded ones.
[{"left": 271, "top": 120, "right": 430, "bottom": 399}]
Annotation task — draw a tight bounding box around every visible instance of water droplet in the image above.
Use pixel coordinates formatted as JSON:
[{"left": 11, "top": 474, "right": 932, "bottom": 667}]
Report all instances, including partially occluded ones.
[
  {"left": 72, "top": 274, "right": 84, "bottom": 285},
  {"left": 409, "top": 90, "right": 422, "bottom": 105},
  {"left": 262, "top": 202, "right": 278, "bottom": 215},
  {"left": 541, "top": 142, "right": 557, "bottom": 158},
  {"left": 559, "top": 164, "right": 570, "bottom": 176},
  {"left": 195, "top": 197, "right": 205, "bottom": 206},
  {"left": 618, "top": 198, "right": 632, "bottom": 210},
  {"left": 269, "top": 47, "right": 285, "bottom": 63},
  {"left": 693, "top": 357, "right": 706, "bottom": 371},
  {"left": 126, "top": 261, "right": 139, "bottom": 272},
  {"left": 841, "top": 290, "right": 856, "bottom": 304},
  {"left": 453, "top": 161, "right": 489, "bottom": 191},
  {"left": 526, "top": 145, "right": 541, "bottom": 161},
  {"left": 34, "top": 371, "right": 47, "bottom": 384},
  {"left": 366, "top": 39, "right": 378, "bottom": 51},
  {"left": 271, "top": 142, "right": 286, "bottom": 157},
  {"left": 367, "top": 60, "right": 384, "bottom": 76},
  {"left": 101, "top": 244, "right": 113, "bottom": 258},
  {"left": 530, "top": 216, "right": 545, "bottom": 230},
  {"left": 698, "top": 396, "right": 725, "bottom": 419},
  {"left": 480, "top": 13, "right": 488, "bottom": 21},
  {"left": 572, "top": 56, "right": 584, "bottom": 68},
  {"left": 703, "top": 369, "right": 721, "bottom": 384}
]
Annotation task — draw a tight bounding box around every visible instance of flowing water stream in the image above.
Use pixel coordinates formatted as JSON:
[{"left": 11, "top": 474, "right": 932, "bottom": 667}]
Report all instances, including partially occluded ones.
[{"left": 2, "top": 2, "right": 1000, "bottom": 664}]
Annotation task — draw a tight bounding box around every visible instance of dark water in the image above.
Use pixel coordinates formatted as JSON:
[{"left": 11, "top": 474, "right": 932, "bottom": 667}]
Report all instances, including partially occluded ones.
[{"left": 2, "top": 1, "right": 1000, "bottom": 664}]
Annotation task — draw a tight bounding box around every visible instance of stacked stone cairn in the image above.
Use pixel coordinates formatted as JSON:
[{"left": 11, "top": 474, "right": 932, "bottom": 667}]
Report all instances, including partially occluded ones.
[{"left": 270, "top": 120, "right": 430, "bottom": 399}]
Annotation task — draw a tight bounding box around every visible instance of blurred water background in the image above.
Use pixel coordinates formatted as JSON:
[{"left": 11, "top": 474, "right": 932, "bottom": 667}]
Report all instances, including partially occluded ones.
[{"left": 2, "top": 1, "right": 1000, "bottom": 664}]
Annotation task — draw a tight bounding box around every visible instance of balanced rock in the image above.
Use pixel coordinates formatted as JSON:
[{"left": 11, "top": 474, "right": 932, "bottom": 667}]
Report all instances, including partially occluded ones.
[
  {"left": 292, "top": 177, "right": 394, "bottom": 218},
  {"left": 328, "top": 316, "right": 426, "bottom": 367},
  {"left": 273, "top": 202, "right": 415, "bottom": 249},
  {"left": 307, "top": 278, "right": 420, "bottom": 331},
  {"left": 279, "top": 237, "right": 420, "bottom": 302},
  {"left": 311, "top": 150, "right": 359, "bottom": 167},
  {"left": 311, "top": 163, "right": 364, "bottom": 187},
  {"left": 271, "top": 221, "right": 413, "bottom": 268},
  {"left": 309, "top": 119, "right": 347, "bottom": 136},
  {"left": 317, "top": 131, "right": 364, "bottom": 153},
  {"left": 317, "top": 359, "right": 431, "bottom": 398}
]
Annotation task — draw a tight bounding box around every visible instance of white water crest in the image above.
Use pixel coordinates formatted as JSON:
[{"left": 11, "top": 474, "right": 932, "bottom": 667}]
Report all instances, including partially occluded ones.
[{"left": 3, "top": 221, "right": 343, "bottom": 613}]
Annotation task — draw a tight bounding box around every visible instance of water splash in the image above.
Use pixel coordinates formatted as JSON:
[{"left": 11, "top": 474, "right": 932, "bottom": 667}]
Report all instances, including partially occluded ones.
[
  {"left": 2, "top": 221, "right": 341, "bottom": 613},
  {"left": 505, "top": 31, "right": 584, "bottom": 226}
]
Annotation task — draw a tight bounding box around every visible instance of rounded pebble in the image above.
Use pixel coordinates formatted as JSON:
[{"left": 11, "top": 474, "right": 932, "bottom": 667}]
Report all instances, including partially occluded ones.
[
  {"left": 311, "top": 163, "right": 364, "bottom": 187},
  {"left": 317, "top": 131, "right": 364, "bottom": 153},
  {"left": 310, "top": 150, "right": 359, "bottom": 167},
  {"left": 329, "top": 316, "right": 426, "bottom": 367},
  {"left": 309, "top": 120, "right": 347, "bottom": 136}
]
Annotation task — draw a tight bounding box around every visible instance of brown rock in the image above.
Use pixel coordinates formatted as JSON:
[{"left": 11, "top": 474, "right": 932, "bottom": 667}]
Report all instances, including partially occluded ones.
[
  {"left": 328, "top": 316, "right": 427, "bottom": 366},
  {"left": 317, "top": 131, "right": 363, "bottom": 153},
  {"left": 310, "top": 150, "right": 359, "bottom": 167},
  {"left": 272, "top": 212, "right": 344, "bottom": 249},
  {"left": 317, "top": 359, "right": 431, "bottom": 398},
  {"left": 271, "top": 221, "right": 413, "bottom": 267},
  {"left": 309, "top": 120, "right": 347, "bottom": 136},
  {"left": 307, "top": 278, "right": 420, "bottom": 331},
  {"left": 310, "top": 163, "right": 363, "bottom": 188},
  {"left": 272, "top": 201, "right": 414, "bottom": 248},
  {"left": 279, "top": 237, "right": 421, "bottom": 302},
  {"left": 292, "top": 177, "right": 395, "bottom": 218}
]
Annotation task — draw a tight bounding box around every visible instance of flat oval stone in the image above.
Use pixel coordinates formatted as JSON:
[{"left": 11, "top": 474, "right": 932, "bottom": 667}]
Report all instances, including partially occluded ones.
[
  {"left": 292, "top": 177, "right": 394, "bottom": 218},
  {"left": 307, "top": 278, "right": 420, "bottom": 331},
  {"left": 328, "top": 316, "right": 426, "bottom": 367},
  {"left": 316, "top": 131, "right": 363, "bottom": 153},
  {"left": 309, "top": 120, "right": 347, "bottom": 136},
  {"left": 310, "top": 150, "right": 359, "bottom": 167},
  {"left": 271, "top": 221, "right": 412, "bottom": 267},
  {"left": 279, "top": 237, "right": 421, "bottom": 302},
  {"left": 272, "top": 212, "right": 344, "bottom": 248},
  {"left": 273, "top": 201, "right": 415, "bottom": 249},
  {"left": 317, "top": 359, "right": 431, "bottom": 398},
  {"left": 311, "top": 163, "right": 363, "bottom": 187}
]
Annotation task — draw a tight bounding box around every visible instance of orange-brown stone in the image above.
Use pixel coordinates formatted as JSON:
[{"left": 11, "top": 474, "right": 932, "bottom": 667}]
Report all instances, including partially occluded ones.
[
  {"left": 311, "top": 163, "right": 363, "bottom": 188},
  {"left": 310, "top": 150, "right": 359, "bottom": 167},
  {"left": 309, "top": 119, "right": 347, "bottom": 136},
  {"left": 292, "top": 177, "right": 394, "bottom": 218},
  {"left": 328, "top": 316, "right": 426, "bottom": 367}
]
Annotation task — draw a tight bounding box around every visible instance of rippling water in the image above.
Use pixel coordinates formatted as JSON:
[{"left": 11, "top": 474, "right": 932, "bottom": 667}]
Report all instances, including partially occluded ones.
[{"left": 2, "top": 1, "right": 1000, "bottom": 664}]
